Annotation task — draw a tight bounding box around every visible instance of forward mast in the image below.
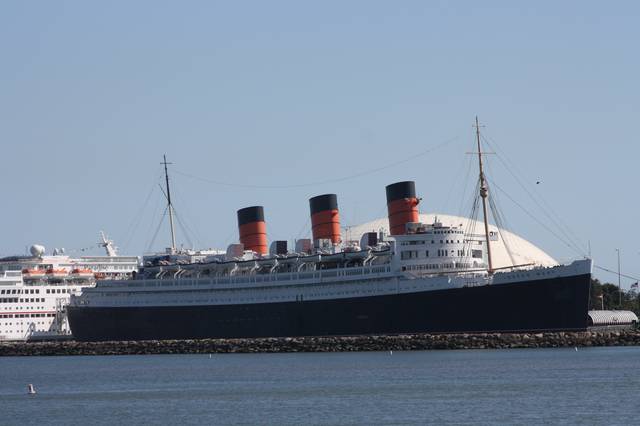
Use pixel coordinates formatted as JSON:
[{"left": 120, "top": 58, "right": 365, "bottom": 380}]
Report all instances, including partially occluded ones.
[
  {"left": 162, "top": 155, "right": 177, "bottom": 253},
  {"left": 474, "top": 116, "right": 494, "bottom": 274}
]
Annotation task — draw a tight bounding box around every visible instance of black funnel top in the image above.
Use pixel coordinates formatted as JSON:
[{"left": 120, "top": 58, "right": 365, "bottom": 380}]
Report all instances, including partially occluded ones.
[
  {"left": 309, "top": 194, "right": 338, "bottom": 215},
  {"left": 385, "top": 181, "right": 416, "bottom": 203},
  {"left": 237, "top": 206, "right": 265, "bottom": 226}
]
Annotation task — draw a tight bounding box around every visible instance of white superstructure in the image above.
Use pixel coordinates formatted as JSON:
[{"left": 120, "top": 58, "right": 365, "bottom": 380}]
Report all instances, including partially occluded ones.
[
  {"left": 0, "top": 236, "right": 139, "bottom": 341},
  {"left": 347, "top": 213, "right": 559, "bottom": 269}
]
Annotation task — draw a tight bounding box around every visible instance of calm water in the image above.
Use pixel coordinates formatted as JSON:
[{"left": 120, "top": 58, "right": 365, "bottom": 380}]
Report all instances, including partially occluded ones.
[{"left": 1, "top": 347, "right": 638, "bottom": 425}]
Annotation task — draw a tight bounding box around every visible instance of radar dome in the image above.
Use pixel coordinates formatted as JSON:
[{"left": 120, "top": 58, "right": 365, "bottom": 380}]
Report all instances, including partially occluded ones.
[{"left": 30, "top": 244, "right": 46, "bottom": 258}]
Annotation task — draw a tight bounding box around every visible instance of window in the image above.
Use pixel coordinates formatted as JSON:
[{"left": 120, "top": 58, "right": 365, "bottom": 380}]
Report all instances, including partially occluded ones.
[{"left": 401, "top": 250, "right": 418, "bottom": 260}]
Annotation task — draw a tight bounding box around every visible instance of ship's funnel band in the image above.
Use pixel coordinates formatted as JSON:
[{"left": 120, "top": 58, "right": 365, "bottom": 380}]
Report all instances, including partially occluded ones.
[
  {"left": 237, "top": 206, "right": 268, "bottom": 255},
  {"left": 239, "top": 223, "right": 267, "bottom": 245},
  {"left": 309, "top": 194, "right": 341, "bottom": 244},
  {"left": 385, "top": 181, "right": 419, "bottom": 235},
  {"left": 311, "top": 210, "right": 341, "bottom": 244},
  {"left": 387, "top": 198, "right": 420, "bottom": 235}
]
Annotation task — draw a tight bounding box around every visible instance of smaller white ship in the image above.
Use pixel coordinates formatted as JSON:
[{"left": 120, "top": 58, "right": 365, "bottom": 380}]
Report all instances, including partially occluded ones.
[{"left": 0, "top": 233, "right": 139, "bottom": 341}]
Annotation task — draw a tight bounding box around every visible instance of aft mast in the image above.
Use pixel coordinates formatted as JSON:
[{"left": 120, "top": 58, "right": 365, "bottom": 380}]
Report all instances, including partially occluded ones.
[
  {"left": 474, "top": 117, "right": 494, "bottom": 274},
  {"left": 162, "top": 155, "right": 177, "bottom": 253}
]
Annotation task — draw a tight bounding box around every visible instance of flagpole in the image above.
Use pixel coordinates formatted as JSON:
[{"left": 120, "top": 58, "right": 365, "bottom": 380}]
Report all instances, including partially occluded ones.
[{"left": 616, "top": 248, "right": 621, "bottom": 308}]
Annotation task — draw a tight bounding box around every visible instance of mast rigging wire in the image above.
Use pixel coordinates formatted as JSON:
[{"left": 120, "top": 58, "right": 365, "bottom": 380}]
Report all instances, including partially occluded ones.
[
  {"left": 122, "top": 175, "right": 161, "bottom": 252},
  {"left": 456, "top": 154, "right": 475, "bottom": 219},
  {"left": 593, "top": 265, "right": 640, "bottom": 283},
  {"left": 482, "top": 154, "right": 517, "bottom": 267},
  {"left": 172, "top": 136, "right": 459, "bottom": 189},
  {"left": 488, "top": 193, "right": 517, "bottom": 267},
  {"left": 172, "top": 208, "right": 195, "bottom": 249},
  {"left": 480, "top": 133, "right": 587, "bottom": 256},
  {"left": 487, "top": 177, "right": 586, "bottom": 257},
  {"left": 146, "top": 206, "right": 168, "bottom": 253}
]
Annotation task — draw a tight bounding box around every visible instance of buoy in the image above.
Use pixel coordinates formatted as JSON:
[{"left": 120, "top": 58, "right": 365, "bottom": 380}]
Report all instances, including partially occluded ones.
[
  {"left": 575, "top": 347, "right": 578, "bottom": 352},
  {"left": 209, "top": 354, "right": 212, "bottom": 359},
  {"left": 390, "top": 350, "right": 393, "bottom": 355},
  {"left": 27, "top": 384, "right": 36, "bottom": 395}
]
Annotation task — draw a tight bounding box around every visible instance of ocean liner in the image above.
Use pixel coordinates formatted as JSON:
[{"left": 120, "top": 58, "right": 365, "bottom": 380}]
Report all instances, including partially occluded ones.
[
  {"left": 67, "top": 122, "right": 592, "bottom": 341},
  {"left": 0, "top": 233, "right": 138, "bottom": 341}
]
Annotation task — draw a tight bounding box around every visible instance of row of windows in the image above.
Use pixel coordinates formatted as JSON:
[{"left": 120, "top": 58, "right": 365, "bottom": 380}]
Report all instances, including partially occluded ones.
[
  {"left": 107, "top": 267, "right": 393, "bottom": 289},
  {"left": 91, "top": 277, "right": 393, "bottom": 300},
  {"left": 0, "top": 288, "right": 41, "bottom": 295},
  {"left": 403, "top": 262, "right": 479, "bottom": 272},
  {"left": 401, "top": 249, "right": 483, "bottom": 259},
  {"left": 0, "top": 313, "right": 55, "bottom": 318},
  {"left": 0, "top": 288, "right": 71, "bottom": 295},
  {"left": 1, "top": 297, "right": 46, "bottom": 304},
  {"left": 402, "top": 239, "right": 464, "bottom": 246}
]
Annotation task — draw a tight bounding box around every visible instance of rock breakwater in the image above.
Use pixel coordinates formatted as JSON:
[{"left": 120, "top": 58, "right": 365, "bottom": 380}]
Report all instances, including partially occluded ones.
[{"left": 1, "top": 330, "right": 639, "bottom": 357}]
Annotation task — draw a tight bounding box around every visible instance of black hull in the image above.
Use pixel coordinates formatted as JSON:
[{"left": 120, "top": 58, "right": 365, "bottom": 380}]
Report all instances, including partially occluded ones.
[{"left": 68, "top": 274, "right": 591, "bottom": 342}]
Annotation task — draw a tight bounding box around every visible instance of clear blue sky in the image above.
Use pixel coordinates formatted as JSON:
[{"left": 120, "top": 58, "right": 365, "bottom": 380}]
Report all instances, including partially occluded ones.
[{"left": 1, "top": 1, "right": 638, "bottom": 285}]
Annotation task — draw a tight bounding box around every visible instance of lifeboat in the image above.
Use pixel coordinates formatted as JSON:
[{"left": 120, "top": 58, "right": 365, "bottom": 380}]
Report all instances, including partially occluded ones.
[
  {"left": 22, "top": 269, "right": 46, "bottom": 279},
  {"left": 71, "top": 268, "right": 95, "bottom": 279},
  {"left": 94, "top": 272, "right": 107, "bottom": 280},
  {"left": 45, "top": 268, "right": 68, "bottom": 278}
]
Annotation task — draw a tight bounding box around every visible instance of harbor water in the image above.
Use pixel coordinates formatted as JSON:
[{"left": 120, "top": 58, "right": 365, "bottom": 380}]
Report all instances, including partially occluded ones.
[{"left": 1, "top": 347, "right": 639, "bottom": 425}]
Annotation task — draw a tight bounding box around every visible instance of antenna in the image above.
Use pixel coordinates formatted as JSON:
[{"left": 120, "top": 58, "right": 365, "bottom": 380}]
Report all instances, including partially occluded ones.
[
  {"left": 474, "top": 116, "right": 494, "bottom": 274},
  {"left": 99, "top": 231, "right": 118, "bottom": 257},
  {"left": 162, "top": 155, "right": 177, "bottom": 253}
]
